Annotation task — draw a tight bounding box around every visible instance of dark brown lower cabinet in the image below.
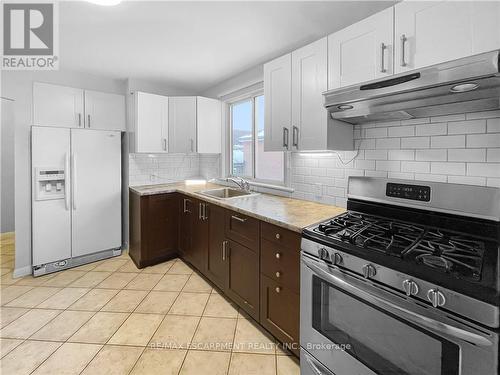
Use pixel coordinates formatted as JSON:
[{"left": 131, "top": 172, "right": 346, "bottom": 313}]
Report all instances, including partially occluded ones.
[
  {"left": 185, "top": 198, "right": 208, "bottom": 273},
  {"left": 226, "top": 239, "right": 260, "bottom": 320},
  {"left": 260, "top": 274, "right": 300, "bottom": 356},
  {"left": 205, "top": 204, "right": 228, "bottom": 290},
  {"left": 129, "top": 192, "right": 178, "bottom": 268}
]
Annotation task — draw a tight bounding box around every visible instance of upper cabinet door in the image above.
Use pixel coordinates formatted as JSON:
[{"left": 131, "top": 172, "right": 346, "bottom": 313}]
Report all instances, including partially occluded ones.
[
  {"left": 168, "top": 96, "right": 197, "bottom": 154},
  {"left": 328, "top": 7, "right": 394, "bottom": 89},
  {"left": 264, "top": 53, "right": 292, "bottom": 152},
  {"left": 395, "top": 1, "right": 500, "bottom": 73},
  {"left": 33, "top": 82, "right": 84, "bottom": 128},
  {"left": 135, "top": 92, "right": 169, "bottom": 153},
  {"left": 197, "top": 97, "right": 222, "bottom": 154},
  {"left": 84, "top": 90, "right": 126, "bottom": 131},
  {"left": 291, "top": 37, "right": 327, "bottom": 151}
]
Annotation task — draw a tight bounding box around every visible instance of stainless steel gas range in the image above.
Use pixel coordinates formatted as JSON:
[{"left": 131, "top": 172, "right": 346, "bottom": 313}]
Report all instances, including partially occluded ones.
[{"left": 300, "top": 177, "right": 500, "bottom": 375}]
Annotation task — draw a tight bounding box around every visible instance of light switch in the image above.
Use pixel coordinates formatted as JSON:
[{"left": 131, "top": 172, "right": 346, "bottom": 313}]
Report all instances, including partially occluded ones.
[
  {"left": 45, "top": 183, "right": 52, "bottom": 192},
  {"left": 56, "top": 182, "right": 62, "bottom": 191}
]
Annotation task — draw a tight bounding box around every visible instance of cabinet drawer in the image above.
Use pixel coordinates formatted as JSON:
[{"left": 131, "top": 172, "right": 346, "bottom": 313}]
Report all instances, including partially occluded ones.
[
  {"left": 261, "top": 222, "right": 300, "bottom": 249},
  {"left": 261, "top": 239, "right": 299, "bottom": 293},
  {"left": 225, "top": 211, "right": 260, "bottom": 250},
  {"left": 260, "top": 275, "right": 299, "bottom": 355}
]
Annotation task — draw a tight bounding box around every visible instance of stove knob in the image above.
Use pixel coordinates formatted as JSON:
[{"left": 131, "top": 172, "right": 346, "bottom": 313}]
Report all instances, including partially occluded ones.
[
  {"left": 427, "top": 289, "right": 446, "bottom": 308},
  {"left": 318, "top": 248, "right": 330, "bottom": 262},
  {"left": 333, "top": 252, "right": 343, "bottom": 266},
  {"left": 362, "top": 264, "right": 376, "bottom": 279},
  {"left": 402, "top": 279, "right": 419, "bottom": 296}
]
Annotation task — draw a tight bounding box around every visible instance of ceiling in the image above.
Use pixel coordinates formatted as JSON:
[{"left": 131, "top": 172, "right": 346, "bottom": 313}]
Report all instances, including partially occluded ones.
[{"left": 60, "top": 1, "right": 394, "bottom": 93}]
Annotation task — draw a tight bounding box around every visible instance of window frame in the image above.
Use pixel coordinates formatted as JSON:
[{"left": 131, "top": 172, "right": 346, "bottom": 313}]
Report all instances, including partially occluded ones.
[{"left": 227, "top": 91, "right": 286, "bottom": 186}]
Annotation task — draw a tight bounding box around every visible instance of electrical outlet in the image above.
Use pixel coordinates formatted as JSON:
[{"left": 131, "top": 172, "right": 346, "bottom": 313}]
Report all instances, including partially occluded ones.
[{"left": 315, "top": 183, "right": 323, "bottom": 197}]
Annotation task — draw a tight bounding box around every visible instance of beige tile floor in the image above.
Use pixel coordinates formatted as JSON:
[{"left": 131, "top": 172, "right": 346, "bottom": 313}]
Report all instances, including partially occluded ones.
[{"left": 0, "top": 232, "right": 300, "bottom": 375}]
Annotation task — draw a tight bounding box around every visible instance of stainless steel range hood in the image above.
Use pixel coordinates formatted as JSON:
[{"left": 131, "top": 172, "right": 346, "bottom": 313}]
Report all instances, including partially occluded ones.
[{"left": 324, "top": 50, "right": 500, "bottom": 124}]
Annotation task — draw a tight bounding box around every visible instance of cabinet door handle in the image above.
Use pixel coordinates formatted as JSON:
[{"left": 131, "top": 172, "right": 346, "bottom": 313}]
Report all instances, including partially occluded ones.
[
  {"left": 282, "top": 127, "right": 289, "bottom": 149},
  {"left": 199, "top": 202, "right": 203, "bottom": 220},
  {"left": 292, "top": 126, "right": 299, "bottom": 148},
  {"left": 162, "top": 138, "right": 167, "bottom": 151},
  {"left": 87, "top": 114, "right": 91, "bottom": 128},
  {"left": 275, "top": 271, "right": 281, "bottom": 278},
  {"left": 183, "top": 198, "right": 190, "bottom": 213},
  {"left": 222, "top": 240, "right": 229, "bottom": 260},
  {"left": 190, "top": 138, "right": 194, "bottom": 153},
  {"left": 203, "top": 203, "right": 208, "bottom": 220},
  {"left": 275, "top": 287, "right": 281, "bottom": 293},
  {"left": 380, "top": 43, "right": 387, "bottom": 73},
  {"left": 400, "top": 34, "right": 407, "bottom": 67},
  {"left": 231, "top": 215, "right": 247, "bottom": 223},
  {"left": 78, "top": 113, "right": 82, "bottom": 127}
]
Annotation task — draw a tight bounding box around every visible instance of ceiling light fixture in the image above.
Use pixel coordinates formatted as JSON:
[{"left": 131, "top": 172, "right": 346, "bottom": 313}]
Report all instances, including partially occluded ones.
[
  {"left": 450, "top": 82, "right": 479, "bottom": 93},
  {"left": 86, "top": 0, "right": 122, "bottom": 6}
]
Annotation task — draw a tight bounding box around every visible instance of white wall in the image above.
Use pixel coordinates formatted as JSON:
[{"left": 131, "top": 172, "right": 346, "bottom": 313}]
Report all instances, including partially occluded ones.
[
  {"left": 1, "top": 70, "right": 126, "bottom": 276},
  {"left": 1, "top": 97, "right": 15, "bottom": 232}
]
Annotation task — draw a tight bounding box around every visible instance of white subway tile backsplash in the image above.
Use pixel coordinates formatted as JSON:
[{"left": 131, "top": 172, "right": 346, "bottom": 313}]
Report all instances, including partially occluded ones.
[
  {"left": 487, "top": 118, "right": 500, "bottom": 133},
  {"left": 401, "top": 161, "right": 430, "bottom": 173},
  {"left": 467, "top": 163, "right": 500, "bottom": 178},
  {"left": 431, "top": 162, "right": 465, "bottom": 176},
  {"left": 401, "top": 118, "right": 430, "bottom": 126},
  {"left": 376, "top": 160, "right": 400, "bottom": 172},
  {"left": 365, "top": 127, "right": 388, "bottom": 138},
  {"left": 354, "top": 160, "right": 376, "bottom": 170},
  {"left": 365, "top": 150, "right": 388, "bottom": 160},
  {"left": 487, "top": 149, "right": 500, "bottom": 162},
  {"left": 388, "top": 172, "right": 414, "bottom": 180},
  {"left": 388, "top": 150, "right": 415, "bottom": 161},
  {"left": 415, "top": 123, "right": 447, "bottom": 136},
  {"left": 448, "top": 149, "right": 486, "bottom": 162},
  {"left": 365, "top": 170, "right": 388, "bottom": 178},
  {"left": 487, "top": 178, "right": 500, "bottom": 188},
  {"left": 465, "top": 110, "right": 500, "bottom": 120},
  {"left": 388, "top": 126, "right": 414, "bottom": 137},
  {"left": 431, "top": 135, "right": 465, "bottom": 149},
  {"left": 415, "top": 149, "right": 447, "bottom": 161},
  {"left": 447, "top": 120, "right": 486, "bottom": 134},
  {"left": 376, "top": 138, "right": 401, "bottom": 149},
  {"left": 401, "top": 137, "right": 430, "bottom": 149},
  {"left": 467, "top": 133, "right": 500, "bottom": 148},
  {"left": 414, "top": 173, "right": 448, "bottom": 183}
]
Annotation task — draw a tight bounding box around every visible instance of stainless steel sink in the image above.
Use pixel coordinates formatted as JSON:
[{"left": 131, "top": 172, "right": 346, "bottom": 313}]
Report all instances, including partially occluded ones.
[{"left": 198, "top": 188, "right": 258, "bottom": 200}]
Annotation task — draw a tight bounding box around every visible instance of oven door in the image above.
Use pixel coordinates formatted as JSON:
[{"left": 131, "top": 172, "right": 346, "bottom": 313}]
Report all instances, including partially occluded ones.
[{"left": 300, "top": 253, "right": 498, "bottom": 375}]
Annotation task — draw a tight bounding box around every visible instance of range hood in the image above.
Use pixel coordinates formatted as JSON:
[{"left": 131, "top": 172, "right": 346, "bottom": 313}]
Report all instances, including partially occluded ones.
[{"left": 324, "top": 50, "right": 500, "bottom": 124}]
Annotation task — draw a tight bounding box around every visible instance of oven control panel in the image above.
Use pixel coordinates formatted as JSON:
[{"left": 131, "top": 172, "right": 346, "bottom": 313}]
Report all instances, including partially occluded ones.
[{"left": 386, "top": 183, "right": 430, "bottom": 202}]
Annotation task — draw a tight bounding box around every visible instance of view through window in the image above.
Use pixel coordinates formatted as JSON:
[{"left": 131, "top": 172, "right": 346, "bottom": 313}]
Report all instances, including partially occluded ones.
[{"left": 231, "top": 95, "right": 284, "bottom": 183}]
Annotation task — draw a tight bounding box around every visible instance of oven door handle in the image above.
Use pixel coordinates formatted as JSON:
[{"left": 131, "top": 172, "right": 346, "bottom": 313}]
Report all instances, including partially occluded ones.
[
  {"left": 303, "top": 257, "right": 493, "bottom": 347},
  {"left": 302, "top": 350, "right": 335, "bottom": 375}
]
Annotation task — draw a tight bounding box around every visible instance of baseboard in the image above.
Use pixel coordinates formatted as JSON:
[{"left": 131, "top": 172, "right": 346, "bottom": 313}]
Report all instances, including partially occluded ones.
[{"left": 13, "top": 265, "right": 31, "bottom": 278}]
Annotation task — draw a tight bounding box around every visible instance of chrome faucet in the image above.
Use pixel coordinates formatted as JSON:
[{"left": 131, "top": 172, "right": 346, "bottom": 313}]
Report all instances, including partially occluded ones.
[{"left": 226, "top": 177, "right": 251, "bottom": 192}]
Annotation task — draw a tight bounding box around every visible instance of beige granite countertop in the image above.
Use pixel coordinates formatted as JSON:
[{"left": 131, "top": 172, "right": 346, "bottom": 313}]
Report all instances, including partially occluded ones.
[{"left": 129, "top": 181, "right": 346, "bottom": 233}]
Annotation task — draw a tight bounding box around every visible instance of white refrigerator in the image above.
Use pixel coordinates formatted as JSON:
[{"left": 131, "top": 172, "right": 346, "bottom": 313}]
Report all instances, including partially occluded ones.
[{"left": 31, "top": 126, "right": 122, "bottom": 275}]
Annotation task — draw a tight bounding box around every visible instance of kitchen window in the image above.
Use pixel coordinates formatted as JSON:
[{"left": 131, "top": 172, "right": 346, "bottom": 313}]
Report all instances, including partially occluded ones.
[{"left": 230, "top": 94, "right": 284, "bottom": 183}]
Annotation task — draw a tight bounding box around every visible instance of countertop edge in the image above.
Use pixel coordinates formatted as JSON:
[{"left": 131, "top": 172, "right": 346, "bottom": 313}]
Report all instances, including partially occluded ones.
[{"left": 129, "top": 185, "right": 345, "bottom": 233}]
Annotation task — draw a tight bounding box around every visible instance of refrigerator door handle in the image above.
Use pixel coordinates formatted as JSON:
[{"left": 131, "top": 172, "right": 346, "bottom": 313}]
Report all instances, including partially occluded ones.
[
  {"left": 64, "top": 152, "right": 70, "bottom": 210},
  {"left": 72, "top": 153, "right": 77, "bottom": 210}
]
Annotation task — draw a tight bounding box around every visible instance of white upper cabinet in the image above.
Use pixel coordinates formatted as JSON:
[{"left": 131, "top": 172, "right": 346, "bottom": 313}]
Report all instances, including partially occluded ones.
[
  {"left": 197, "top": 97, "right": 222, "bottom": 154},
  {"left": 134, "top": 92, "right": 169, "bottom": 153},
  {"left": 33, "top": 82, "right": 84, "bottom": 128},
  {"left": 328, "top": 7, "right": 393, "bottom": 89},
  {"left": 291, "top": 37, "right": 328, "bottom": 151},
  {"left": 84, "top": 90, "right": 126, "bottom": 131},
  {"left": 33, "top": 82, "right": 125, "bottom": 131},
  {"left": 394, "top": 1, "right": 500, "bottom": 73},
  {"left": 168, "top": 96, "right": 197, "bottom": 154},
  {"left": 395, "top": 1, "right": 500, "bottom": 74},
  {"left": 264, "top": 53, "right": 292, "bottom": 151}
]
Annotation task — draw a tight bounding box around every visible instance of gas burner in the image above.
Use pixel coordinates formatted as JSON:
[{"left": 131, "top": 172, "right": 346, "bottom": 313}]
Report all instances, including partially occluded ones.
[
  {"left": 316, "top": 212, "right": 371, "bottom": 236},
  {"left": 408, "top": 230, "right": 485, "bottom": 281}
]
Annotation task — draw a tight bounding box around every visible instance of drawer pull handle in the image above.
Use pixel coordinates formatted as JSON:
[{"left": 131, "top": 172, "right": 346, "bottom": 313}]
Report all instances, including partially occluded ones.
[
  {"left": 275, "top": 271, "right": 281, "bottom": 278},
  {"left": 275, "top": 287, "right": 281, "bottom": 293},
  {"left": 275, "top": 252, "right": 281, "bottom": 259},
  {"left": 275, "top": 233, "right": 281, "bottom": 240},
  {"left": 231, "top": 215, "right": 247, "bottom": 223}
]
